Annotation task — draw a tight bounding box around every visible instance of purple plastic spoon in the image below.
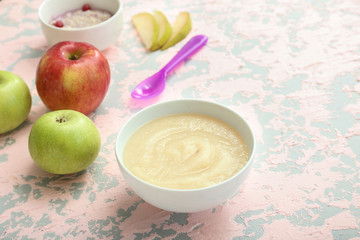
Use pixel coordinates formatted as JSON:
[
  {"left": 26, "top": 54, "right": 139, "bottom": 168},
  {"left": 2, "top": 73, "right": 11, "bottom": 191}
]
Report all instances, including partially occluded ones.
[{"left": 131, "top": 35, "right": 208, "bottom": 99}]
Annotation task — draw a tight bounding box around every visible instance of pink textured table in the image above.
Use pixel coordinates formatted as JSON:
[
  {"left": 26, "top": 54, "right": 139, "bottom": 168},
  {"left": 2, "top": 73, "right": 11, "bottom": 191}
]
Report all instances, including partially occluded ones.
[{"left": 1, "top": 0, "right": 360, "bottom": 239}]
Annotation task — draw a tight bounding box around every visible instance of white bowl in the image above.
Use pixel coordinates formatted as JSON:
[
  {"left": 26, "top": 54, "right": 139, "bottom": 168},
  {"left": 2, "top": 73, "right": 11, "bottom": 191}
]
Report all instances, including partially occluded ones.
[
  {"left": 38, "top": 0, "right": 123, "bottom": 51},
  {"left": 115, "top": 99, "right": 256, "bottom": 213}
]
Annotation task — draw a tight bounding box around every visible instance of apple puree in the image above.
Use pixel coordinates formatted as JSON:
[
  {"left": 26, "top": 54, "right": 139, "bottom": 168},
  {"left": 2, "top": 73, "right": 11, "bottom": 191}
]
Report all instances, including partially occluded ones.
[{"left": 123, "top": 114, "right": 249, "bottom": 189}]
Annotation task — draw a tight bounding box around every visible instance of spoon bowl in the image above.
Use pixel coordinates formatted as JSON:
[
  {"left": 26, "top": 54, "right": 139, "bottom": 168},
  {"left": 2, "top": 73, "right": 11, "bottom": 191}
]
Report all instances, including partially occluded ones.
[
  {"left": 131, "top": 70, "right": 166, "bottom": 99},
  {"left": 131, "top": 35, "right": 208, "bottom": 99}
]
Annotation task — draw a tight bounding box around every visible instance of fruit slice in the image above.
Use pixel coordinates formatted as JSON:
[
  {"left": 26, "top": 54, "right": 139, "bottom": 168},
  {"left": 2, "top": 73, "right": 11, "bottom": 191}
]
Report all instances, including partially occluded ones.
[
  {"left": 162, "top": 12, "right": 192, "bottom": 50},
  {"left": 151, "top": 11, "right": 172, "bottom": 51},
  {"left": 132, "top": 13, "right": 159, "bottom": 51}
]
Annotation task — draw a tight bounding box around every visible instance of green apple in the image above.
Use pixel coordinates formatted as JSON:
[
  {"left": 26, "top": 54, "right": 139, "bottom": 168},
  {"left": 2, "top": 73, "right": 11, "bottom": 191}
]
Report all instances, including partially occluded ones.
[
  {"left": 132, "top": 12, "right": 159, "bottom": 51},
  {"left": 151, "top": 10, "right": 172, "bottom": 51},
  {"left": 0, "top": 71, "right": 31, "bottom": 134},
  {"left": 28, "top": 110, "right": 101, "bottom": 174},
  {"left": 162, "top": 12, "right": 192, "bottom": 50}
]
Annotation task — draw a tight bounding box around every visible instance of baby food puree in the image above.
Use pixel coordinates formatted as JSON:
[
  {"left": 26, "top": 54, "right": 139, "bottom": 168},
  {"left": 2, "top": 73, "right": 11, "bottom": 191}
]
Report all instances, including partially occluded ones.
[
  {"left": 50, "top": 4, "right": 112, "bottom": 28},
  {"left": 123, "top": 113, "right": 250, "bottom": 189}
]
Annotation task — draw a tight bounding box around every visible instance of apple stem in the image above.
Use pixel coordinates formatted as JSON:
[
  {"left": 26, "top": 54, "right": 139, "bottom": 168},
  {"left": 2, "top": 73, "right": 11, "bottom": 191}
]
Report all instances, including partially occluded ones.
[
  {"left": 56, "top": 117, "right": 67, "bottom": 123},
  {"left": 69, "top": 53, "right": 80, "bottom": 60}
]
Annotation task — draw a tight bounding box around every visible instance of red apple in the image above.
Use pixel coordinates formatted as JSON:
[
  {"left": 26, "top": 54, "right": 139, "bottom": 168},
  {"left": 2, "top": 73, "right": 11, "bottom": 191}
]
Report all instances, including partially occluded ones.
[{"left": 36, "top": 41, "right": 110, "bottom": 115}]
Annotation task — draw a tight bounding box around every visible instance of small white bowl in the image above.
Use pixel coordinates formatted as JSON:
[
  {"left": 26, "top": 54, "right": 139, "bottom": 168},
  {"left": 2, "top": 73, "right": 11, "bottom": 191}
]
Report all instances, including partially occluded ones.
[
  {"left": 115, "top": 99, "right": 256, "bottom": 213},
  {"left": 38, "top": 0, "right": 123, "bottom": 51}
]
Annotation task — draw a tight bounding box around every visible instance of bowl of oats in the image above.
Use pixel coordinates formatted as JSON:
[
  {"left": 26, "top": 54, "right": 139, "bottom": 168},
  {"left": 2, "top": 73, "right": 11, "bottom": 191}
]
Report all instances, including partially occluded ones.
[{"left": 38, "top": 0, "right": 123, "bottom": 50}]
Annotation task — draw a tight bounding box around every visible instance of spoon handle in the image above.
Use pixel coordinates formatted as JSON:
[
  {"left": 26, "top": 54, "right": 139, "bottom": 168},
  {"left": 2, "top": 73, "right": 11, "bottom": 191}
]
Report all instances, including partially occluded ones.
[{"left": 162, "top": 35, "right": 208, "bottom": 75}]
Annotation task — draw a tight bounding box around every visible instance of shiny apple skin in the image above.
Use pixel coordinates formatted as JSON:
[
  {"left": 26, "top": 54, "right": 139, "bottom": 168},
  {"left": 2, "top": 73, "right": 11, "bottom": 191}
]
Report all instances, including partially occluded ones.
[
  {"left": 0, "top": 71, "right": 32, "bottom": 134},
  {"left": 36, "top": 41, "right": 110, "bottom": 115},
  {"left": 28, "top": 110, "right": 101, "bottom": 174}
]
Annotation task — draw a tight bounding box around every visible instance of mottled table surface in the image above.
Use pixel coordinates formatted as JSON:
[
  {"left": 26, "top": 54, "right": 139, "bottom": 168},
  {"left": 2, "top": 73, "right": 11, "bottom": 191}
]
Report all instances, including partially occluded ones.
[{"left": 1, "top": 0, "right": 360, "bottom": 239}]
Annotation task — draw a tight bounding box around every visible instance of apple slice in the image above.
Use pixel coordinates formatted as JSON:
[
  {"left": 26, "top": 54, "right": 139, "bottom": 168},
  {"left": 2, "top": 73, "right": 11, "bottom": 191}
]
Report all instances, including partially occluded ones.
[
  {"left": 151, "top": 11, "right": 172, "bottom": 51},
  {"left": 132, "top": 12, "right": 159, "bottom": 51},
  {"left": 161, "top": 12, "right": 192, "bottom": 50}
]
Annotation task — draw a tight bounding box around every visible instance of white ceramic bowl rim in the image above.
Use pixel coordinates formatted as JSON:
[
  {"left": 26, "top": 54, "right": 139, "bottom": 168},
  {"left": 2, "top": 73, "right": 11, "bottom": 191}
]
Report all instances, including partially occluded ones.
[
  {"left": 38, "top": 0, "right": 123, "bottom": 31},
  {"left": 115, "top": 99, "right": 256, "bottom": 193}
]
